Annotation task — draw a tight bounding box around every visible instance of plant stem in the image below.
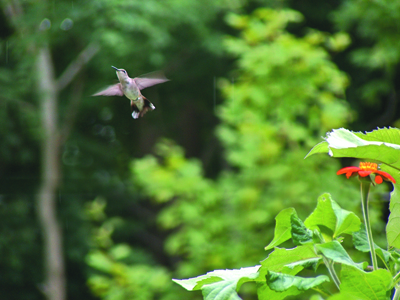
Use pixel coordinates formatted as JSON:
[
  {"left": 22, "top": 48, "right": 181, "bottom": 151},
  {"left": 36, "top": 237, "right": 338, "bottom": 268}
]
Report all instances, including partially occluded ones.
[
  {"left": 322, "top": 255, "right": 341, "bottom": 290},
  {"left": 360, "top": 181, "right": 378, "bottom": 270},
  {"left": 393, "top": 287, "right": 400, "bottom": 300},
  {"left": 393, "top": 271, "right": 400, "bottom": 286},
  {"left": 314, "top": 230, "right": 341, "bottom": 290}
]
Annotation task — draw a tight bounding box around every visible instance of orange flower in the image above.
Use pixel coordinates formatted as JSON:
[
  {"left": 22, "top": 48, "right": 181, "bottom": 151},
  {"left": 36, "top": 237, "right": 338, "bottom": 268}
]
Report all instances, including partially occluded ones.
[{"left": 337, "top": 162, "right": 396, "bottom": 184}]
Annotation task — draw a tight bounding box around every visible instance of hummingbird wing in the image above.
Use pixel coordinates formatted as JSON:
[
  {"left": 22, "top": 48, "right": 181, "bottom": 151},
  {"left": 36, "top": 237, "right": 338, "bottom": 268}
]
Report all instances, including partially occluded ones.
[
  {"left": 92, "top": 83, "right": 124, "bottom": 97},
  {"left": 134, "top": 71, "right": 169, "bottom": 90}
]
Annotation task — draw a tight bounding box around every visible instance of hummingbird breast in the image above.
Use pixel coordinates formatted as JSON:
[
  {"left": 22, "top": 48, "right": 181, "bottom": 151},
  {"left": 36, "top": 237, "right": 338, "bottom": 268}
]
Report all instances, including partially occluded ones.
[{"left": 121, "top": 81, "right": 140, "bottom": 101}]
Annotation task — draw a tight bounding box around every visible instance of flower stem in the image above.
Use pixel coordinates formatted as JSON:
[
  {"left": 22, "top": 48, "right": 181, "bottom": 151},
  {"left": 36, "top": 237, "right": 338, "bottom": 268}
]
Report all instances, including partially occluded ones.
[{"left": 360, "top": 181, "right": 378, "bottom": 270}]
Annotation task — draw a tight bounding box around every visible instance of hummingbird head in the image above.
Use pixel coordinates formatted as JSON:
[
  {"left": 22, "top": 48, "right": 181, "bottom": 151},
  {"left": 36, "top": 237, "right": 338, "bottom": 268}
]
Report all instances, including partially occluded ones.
[{"left": 112, "top": 66, "right": 129, "bottom": 82}]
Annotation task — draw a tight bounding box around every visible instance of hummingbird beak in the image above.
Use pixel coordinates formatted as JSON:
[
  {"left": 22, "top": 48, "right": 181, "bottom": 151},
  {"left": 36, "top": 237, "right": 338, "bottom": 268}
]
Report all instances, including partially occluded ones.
[{"left": 111, "top": 66, "right": 119, "bottom": 71}]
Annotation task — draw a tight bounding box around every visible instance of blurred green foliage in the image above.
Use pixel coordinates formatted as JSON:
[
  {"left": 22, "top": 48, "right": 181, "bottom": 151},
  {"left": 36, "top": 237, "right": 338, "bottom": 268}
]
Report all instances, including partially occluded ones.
[{"left": 85, "top": 198, "right": 175, "bottom": 300}]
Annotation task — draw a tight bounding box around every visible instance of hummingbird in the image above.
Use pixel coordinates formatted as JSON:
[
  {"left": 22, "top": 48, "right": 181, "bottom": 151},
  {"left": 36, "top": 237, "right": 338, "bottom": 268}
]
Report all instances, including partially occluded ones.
[{"left": 93, "top": 66, "right": 169, "bottom": 119}]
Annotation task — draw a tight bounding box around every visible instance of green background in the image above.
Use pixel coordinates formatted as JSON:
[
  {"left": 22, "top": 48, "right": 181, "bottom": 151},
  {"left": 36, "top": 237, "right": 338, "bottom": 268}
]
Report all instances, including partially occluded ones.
[{"left": 1, "top": 0, "right": 399, "bottom": 299}]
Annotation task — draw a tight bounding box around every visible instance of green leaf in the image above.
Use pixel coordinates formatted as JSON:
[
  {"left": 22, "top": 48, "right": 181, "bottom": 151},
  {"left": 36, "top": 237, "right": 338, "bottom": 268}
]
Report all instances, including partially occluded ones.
[
  {"left": 174, "top": 275, "right": 223, "bottom": 291},
  {"left": 305, "top": 194, "right": 337, "bottom": 234},
  {"left": 316, "top": 241, "right": 367, "bottom": 270},
  {"left": 202, "top": 281, "right": 242, "bottom": 300},
  {"left": 353, "top": 228, "right": 391, "bottom": 264},
  {"left": 266, "top": 271, "right": 330, "bottom": 292},
  {"left": 86, "top": 250, "right": 113, "bottom": 273},
  {"left": 353, "top": 127, "right": 400, "bottom": 144},
  {"left": 305, "top": 194, "right": 361, "bottom": 239},
  {"left": 380, "top": 165, "right": 400, "bottom": 249},
  {"left": 257, "top": 265, "right": 304, "bottom": 300},
  {"left": 325, "top": 128, "right": 400, "bottom": 169},
  {"left": 257, "top": 281, "right": 302, "bottom": 300},
  {"left": 291, "top": 213, "right": 313, "bottom": 245},
  {"left": 310, "top": 294, "right": 327, "bottom": 300},
  {"left": 387, "top": 187, "right": 400, "bottom": 248},
  {"left": 327, "top": 292, "right": 372, "bottom": 300},
  {"left": 305, "top": 141, "right": 329, "bottom": 158},
  {"left": 265, "top": 208, "right": 296, "bottom": 250},
  {"left": 339, "top": 265, "right": 392, "bottom": 300},
  {"left": 331, "top": 202, "right": 361, "bottom": 237},
  {"left": 109, "top": 244, "right": 132, "bottom": 260},
  {"left": 260, "top": 245, "right": 320, "bottom": 273},
  {"left": 173, "top": 266, "right": 260, "bottom": 300}
]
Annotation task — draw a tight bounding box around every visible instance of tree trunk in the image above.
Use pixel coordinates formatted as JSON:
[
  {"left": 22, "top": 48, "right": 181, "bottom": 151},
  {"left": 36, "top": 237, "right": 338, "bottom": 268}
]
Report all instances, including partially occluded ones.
[{"left": 36, "top": 45, "right": 65, "bottom": 300}]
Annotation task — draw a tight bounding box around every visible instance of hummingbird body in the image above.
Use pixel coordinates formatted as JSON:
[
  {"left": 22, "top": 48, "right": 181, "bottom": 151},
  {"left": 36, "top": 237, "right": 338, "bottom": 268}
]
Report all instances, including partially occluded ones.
[{"left": 93, "top": 66, "right": 169, "bottom": 119}]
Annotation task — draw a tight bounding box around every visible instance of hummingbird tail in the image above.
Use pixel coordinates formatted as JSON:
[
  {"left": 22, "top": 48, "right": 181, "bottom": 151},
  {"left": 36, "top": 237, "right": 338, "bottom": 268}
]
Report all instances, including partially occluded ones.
[{"left": 130, "top": 97, "right": 156, "bottom": 119}]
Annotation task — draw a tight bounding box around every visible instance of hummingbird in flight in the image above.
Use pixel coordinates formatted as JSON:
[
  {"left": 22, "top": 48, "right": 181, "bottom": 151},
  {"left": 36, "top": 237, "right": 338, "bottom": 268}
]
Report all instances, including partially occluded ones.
[{"left": 93, "top": 66, "right": 169, "bottom": 119}]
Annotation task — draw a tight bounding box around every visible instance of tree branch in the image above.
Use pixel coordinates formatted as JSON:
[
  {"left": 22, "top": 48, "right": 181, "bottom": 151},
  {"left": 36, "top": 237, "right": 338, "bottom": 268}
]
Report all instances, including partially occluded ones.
[
  {"left": 36, "top": 45, "right": 65, "bottom": 300},
  {"left": 59, "top": 75, "right": 84, "bottom": 145},
  {"left": 56, "top": 42, "right": 100, "bottom": 91}
]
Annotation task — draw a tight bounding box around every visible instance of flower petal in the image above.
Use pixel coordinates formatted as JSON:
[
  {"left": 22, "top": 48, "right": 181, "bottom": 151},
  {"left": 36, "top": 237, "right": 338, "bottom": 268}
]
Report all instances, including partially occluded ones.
[
  {"left": 375, "top": 170, "right": 396, "bottom": 183},
  {"left": 337, "top": 166, "right": 360, "bottom": 176},
  {"left": 375, "top": 175, "right": 383, "bottom": 184},
  {"left": 358, "top": 170, "right": 372, "bottom": 177},
  {"left": 337, "top": 162, "right": 396, "bottom": 184}
]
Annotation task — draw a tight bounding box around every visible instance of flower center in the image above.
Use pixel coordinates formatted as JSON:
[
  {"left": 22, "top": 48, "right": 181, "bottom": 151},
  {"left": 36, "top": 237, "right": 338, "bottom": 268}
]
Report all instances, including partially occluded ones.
[{"left": 359, "top": 162, "right": 378, "bottom": 171}]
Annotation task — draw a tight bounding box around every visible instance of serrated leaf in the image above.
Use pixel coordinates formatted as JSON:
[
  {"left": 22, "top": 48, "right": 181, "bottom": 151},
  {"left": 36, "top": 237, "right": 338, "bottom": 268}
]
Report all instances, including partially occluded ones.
[
  {"left": 291, "top": 213, "right": 313, "bottom": 245},
  {"left": 339, "top": 265, "right": 392, "bottom": 300},
  {"left": 327, "top": 128, "right": 400, "bottom": 149},
  {"left": 305, "top": 141, "right": 329, "bottom": 158},
  {"left": 353, "top": 228, "right": 391, "bottom": 264},
  {"left": 266, "top": 271, "right": 329, "bottom": 292},
  {"left": 353, "top": 127, "right": 400, "bottom": 144},
  {"left": 316, "top": 241, "right": 367, "bottom": 270},
  {"left": 173, "top": 266, "right": 260, "bottom": 300},
  {"left": 325, "top": 128, "right": 400, "bottom": 169},
  {"left": 265, "top": 208, "right": 296, "bottom": 250},
  {"left": 305, "top": 194, "right": 361, "bottom": 239}
]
